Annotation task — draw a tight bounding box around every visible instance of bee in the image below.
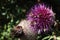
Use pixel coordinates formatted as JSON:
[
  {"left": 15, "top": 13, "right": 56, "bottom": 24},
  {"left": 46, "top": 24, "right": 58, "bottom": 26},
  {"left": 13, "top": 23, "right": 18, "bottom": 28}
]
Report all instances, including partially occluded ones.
[{"left": 11, "top": 19, "right": 37, "bottom": 40}]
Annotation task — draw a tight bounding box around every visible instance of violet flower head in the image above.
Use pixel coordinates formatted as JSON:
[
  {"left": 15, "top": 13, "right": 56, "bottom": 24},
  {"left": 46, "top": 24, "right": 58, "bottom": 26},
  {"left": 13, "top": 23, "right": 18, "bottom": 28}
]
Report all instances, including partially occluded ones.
[{"left": 26, "top": 4, "right": 55, "bottom": 34}]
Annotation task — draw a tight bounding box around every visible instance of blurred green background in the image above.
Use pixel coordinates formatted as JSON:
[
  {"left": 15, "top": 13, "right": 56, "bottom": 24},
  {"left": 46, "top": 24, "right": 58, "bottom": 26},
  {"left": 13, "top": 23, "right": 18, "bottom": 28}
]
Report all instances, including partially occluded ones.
[{"left": 0, "top": 0, "right": 60, "bottom": 40}]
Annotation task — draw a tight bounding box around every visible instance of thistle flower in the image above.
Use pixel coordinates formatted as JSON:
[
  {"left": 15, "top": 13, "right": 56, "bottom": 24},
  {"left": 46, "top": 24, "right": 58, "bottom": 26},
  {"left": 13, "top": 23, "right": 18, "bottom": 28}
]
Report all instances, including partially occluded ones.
[
  {"left": 11, "top": 4, "right": 55, "bottom": 40},
  {"left": 26, "top": 4, "right": 55, "bottom": 34}
]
